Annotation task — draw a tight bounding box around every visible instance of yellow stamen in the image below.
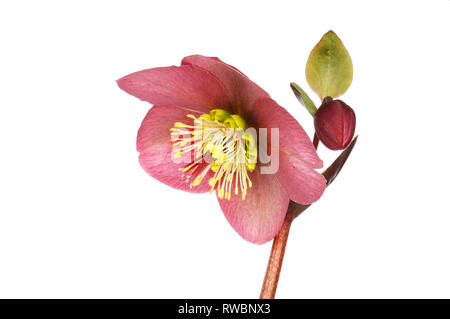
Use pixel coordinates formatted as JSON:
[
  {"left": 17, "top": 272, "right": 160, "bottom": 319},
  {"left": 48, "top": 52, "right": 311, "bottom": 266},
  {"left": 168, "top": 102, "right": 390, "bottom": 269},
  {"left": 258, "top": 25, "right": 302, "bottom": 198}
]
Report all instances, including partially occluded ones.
[{"left": 170, "top": 109, "right": 257, "bottom": 200}]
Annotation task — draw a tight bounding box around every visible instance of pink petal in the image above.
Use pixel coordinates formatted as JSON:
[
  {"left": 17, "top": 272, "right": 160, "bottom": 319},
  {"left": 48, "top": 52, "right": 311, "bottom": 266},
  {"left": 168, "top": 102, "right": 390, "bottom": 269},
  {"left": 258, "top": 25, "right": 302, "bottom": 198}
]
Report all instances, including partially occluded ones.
[
  {"left": 249, "top": 98, "right": 323, "bottom": 168},
  {"left": 217, "top": 170, "right": 289, "bottom": 244},
  {"left": 277, "top": 152, "right": 327, "bottom": 204},
  {"left": 181, "top": 55, "right": 270, "bottom": 117},
  {"left": 249, "top": 98, "right": 326, "bottom": 204},
  {"left": 138, "top": 105, "right": 213, "bottom": 193},
  {"left": 117, "top": 64, "right": 231, "bottom": 114}
]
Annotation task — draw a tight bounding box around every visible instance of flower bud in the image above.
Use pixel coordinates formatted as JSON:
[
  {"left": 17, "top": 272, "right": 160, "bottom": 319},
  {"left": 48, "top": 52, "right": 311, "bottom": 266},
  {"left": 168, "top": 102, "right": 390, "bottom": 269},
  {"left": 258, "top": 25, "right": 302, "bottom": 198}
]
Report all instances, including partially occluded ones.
[{"left": 314, "top": 98, "right": 356, "bottom": 150}]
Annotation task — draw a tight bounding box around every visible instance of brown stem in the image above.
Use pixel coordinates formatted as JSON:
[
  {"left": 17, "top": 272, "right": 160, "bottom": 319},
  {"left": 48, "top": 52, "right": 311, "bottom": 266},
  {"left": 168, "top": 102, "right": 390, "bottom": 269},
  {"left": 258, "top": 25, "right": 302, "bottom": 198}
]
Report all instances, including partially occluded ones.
[
  {"left": 313, "top": 133, "right": 319, "bottom": 149},
  {"left": 259, "top": 211, "right": 294, "bottom": 299}
]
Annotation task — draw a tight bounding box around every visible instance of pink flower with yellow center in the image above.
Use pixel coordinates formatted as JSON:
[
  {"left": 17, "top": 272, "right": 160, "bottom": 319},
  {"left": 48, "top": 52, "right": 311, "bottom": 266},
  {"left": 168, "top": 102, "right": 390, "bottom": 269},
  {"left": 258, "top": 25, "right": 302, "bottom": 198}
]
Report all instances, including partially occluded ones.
[{"left": 117, "top": 55, "right": 326, "bottom": 244}]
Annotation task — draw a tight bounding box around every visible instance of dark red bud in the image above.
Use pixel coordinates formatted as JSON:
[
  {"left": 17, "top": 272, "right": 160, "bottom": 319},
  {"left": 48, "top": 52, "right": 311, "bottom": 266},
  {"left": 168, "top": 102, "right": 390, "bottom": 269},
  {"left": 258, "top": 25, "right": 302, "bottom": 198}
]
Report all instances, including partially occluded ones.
[{"left": 314, "top": 98, "right": 356, "bottom": 150}]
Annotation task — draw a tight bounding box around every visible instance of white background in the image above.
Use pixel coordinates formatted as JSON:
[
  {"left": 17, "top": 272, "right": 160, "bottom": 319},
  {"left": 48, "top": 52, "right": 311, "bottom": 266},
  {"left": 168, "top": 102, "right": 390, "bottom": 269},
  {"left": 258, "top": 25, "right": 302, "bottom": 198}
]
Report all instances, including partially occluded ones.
[{"left": 0, "top": 0, "right": 449, "bottom": 298}]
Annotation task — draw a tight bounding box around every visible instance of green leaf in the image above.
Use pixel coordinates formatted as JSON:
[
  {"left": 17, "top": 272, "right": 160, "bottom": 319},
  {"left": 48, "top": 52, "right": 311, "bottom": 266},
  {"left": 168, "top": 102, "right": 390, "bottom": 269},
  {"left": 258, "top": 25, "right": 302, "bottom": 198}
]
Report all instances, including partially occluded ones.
[
  {"left": 290, "top": 82, "right": 317, "bottom": 117},
  {"left": 305, "top": 30, "right": 353, "bottom": 100},
  {"left": 288, "top": 135, "right": 358, "bottom": 219}
]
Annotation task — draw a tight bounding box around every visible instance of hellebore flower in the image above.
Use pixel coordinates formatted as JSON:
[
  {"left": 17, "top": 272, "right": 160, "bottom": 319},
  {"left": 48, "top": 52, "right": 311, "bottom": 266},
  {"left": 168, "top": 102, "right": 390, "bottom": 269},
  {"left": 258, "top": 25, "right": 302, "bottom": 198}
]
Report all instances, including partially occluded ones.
[
  {"left": 314, "top": 98, "right": 356, "bottom": 150},
  {"left": 117, "top": 55, "right": 326, "bottom": 244}
]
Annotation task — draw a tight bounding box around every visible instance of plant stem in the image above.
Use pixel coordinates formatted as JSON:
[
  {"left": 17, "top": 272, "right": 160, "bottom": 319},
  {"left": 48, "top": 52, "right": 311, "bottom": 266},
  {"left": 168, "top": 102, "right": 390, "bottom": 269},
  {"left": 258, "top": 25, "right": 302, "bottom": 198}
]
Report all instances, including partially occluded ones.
[
  {"left": 313, "top": 133, "right": 319, "bottom": 149},
  {"left": 259, "top": 211, "right": 294, "bottom": 299}
]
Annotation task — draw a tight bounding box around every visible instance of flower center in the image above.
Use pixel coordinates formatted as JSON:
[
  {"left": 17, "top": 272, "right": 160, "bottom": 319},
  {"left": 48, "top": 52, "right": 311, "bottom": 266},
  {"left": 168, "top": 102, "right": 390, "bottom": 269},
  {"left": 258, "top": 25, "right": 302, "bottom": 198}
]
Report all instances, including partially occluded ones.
[{"left": 170, "top": 109, "right": 257, "bottom": 200}]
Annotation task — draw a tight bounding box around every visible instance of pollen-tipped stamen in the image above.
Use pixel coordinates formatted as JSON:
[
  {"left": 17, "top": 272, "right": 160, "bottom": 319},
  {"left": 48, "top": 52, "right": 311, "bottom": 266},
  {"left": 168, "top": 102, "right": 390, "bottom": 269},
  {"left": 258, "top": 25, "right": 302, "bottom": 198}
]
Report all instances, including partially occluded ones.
[{"left": 170, "top": 109, "right": 257, "bottom": 200}]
